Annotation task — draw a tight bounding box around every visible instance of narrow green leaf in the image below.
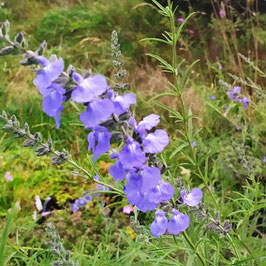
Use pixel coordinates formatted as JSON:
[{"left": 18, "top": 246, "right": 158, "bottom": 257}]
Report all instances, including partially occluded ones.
[
  {"left": 148, "top": 92, "right": 177, "bottom": 102},
  {"left": 152, "top": 101, "right": 183, "bottom": 120},
  {"left": 180, "top": 59, "right": 200, "bottom": 91},
  {"left": 140, "top": 37, "right": 169, "bottom": 44},
  {"left": 170, "top": 143, "right": 188, "bottom": 159},
  {"left": 146, "top": 53, "right": 173, "bottom": 72}
]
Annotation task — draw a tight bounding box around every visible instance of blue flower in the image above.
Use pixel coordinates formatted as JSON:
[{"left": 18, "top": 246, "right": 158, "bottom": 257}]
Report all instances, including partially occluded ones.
[
  {"left": 80, "top": 98, "right": 114, "bottom": 129},
  {"left": 211, "top": 95, "right": 215, "bottom": 100},
  {"left": 181, "top": 188, "right": 202, "bottom": 206},
  {"left": 242, "top": 97, "right": 250, "bottom": 110},
  {"left": 138, "top": 166, "right": 161, "bottom": 193},
  {"left": 167, "top": 209, "right": 189, "bottom": 235},
  {"left": 41, "top": 83, "right": 65, "bottom": 129},
  {"left": 108, "top": 90, "right": 136, "bottom": 115},
  {"left": 147, "top": 181, "right": 175, "bottom": 204},
  {"left": 142, "top": 129, "right": 169, "bottom": 153},
  {"left": 71, "top": 72, "right": 109, "bottom": 103},
  {"left": 118, "top": 137, "right": 146, "bottom": 170},
  {"left": 33, "top": 55, "right": 64, "bottom": 92},
  {"left": 88, "top": 126, "right": 112, "bottom": 162},
  {"left": 109, "top": 159, "right": 126, "bottom": 181},
  {"left": 150, "top": 210, "right": 168, "bottom": 238},
  {"left": 129, "top": 114, "right": 160, "bottom": 138}
]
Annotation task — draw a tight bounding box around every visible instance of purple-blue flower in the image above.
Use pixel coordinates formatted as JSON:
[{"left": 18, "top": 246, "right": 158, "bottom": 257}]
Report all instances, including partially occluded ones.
[
  {"left": 147, "top": 181, "right": 175, "bottom": 204},
  {"left": 129, "top": 114, "right": 160, "bottom": 138},
  {"left": 118, "top": 137, "right": 146, "bottom": 170},
  {"left": 109, "top": 159, "right": 126, "bottom": 181},
  {"left": 139, "top": 166, "right": 161, "bottom": 193},
  {"left": 80, "top": 98, "right": 114, "bottom": 129},
  {"left": 88, "top": 126, "right": 112, "bottom": 162},
  {"left": 192, "top": 141, "right": 197, "bottom": 147},
  {"left": 181, "top": 188, "right": 202, "bottom": 206},
  {"left": 41, "top": 83, "right": 65, "bottom": 129},
  {"left": 142, "top": 129, "right": 169, "bottom": 153},
  {"left": 167, "top": 209, "right": 189, "bottom": 235},
  {"left": 263, "top": 156, "right": 266, "bottom": 163},
  {"left": 71, "top": 73, "right": 108, "bottom": 103},
  {"left": 242, "top": 97, "right": 250, "bottom": 110},
  {"left": 211, "top": 95, "right": 215, "bottom": 100},
  {"left": 108, "top": 90, "right": 136, "bottom": 115},
  {"left": 33, "top": 55, "right": 64, "bottom": 92},
  {"left": 150, "top": 210, "right": 168, "bottom": 238}
]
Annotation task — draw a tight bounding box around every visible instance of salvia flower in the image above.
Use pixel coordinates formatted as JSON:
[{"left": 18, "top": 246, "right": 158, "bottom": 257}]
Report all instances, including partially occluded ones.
[
  {"left": 118, "top": 137, "right": 146, "bottom": 170},
  {"left": 167, "top": 208, "right": 189, "bottom": 235},
  {"left": 142, "top": 129, "right": 169, "bottom": 153},
  {"left": 88, "top": 126, "right": 112, "bottom": 162},
  {"left": 181, "top": 188, "right": 203, "bottom": 206},
  {"left": 150, "top": 210, "right": 168, "bottom": 238},
  {"left": 71, "top": 73, "right": 108, "bottom": 103},
  {"left": 210, "top": 95, "right": 215, "bottom": 100},
  {"left": 263, "top": 156, "right": 266, "bottom": 163},
  {"left": 80, "top": 98, "right": 114, "bottom": 129},
  {"left": 108, "top": 90, "right": 136, "bottom": 115}
]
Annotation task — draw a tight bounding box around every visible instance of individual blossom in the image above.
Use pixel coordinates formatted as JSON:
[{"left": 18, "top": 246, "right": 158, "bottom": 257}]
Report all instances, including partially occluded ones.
[
  {"left": 150, "top": 210, "right": 168, "bottom": 238},
  {"left": 79, "top": 98, "right": 114, "bottom": 129},
  {"left": 118, "top": 137, "right": 146, "bottom": 170},
  {"left": 192, "top": 141, "right": 197, "bottom": 147},
  {"left": 142, "top": 129, "right": 169, "bottom": 153},
  {"left": 109, "top": 158, "right": 126, "bottom": 182},
  {"left": 189, "top": 29, "right": 195, "bottom": 37},
  {"left": 242, "top": 97, "right": 250, "bottom": 110},
  {"left": 33, "top": 55, "right": 64, "bottom": 92},
  {"left": 88, "top": 126, "right": 112, "bottom": 162},
  {"left": 129, "top": 114, "right": 160, "bottom": 138},
  {"left": 167, "top": 208, "right": 189, "bottom": 235},
  {"left": 123, "top": 205, "right": 134, "bottom": 214},
  {"left": 71, "top": 72, "right": 109, "bottom": 103},
  {"left": 228, "top": 86, "right": 241, "bottom": 101},
  {"left": 210, "top": 95, "right": 215, "bottom": 100},
  {"left": 177, "top": 18, "right": 184, "bottom": 23},
  {"left": 33, "top": 55, "right": 65, "bottom": 129},
  {"left": 4, "top": 171, "right": 13, "bottom": 181},
  {"left": 147, "top": 181, "right": 175, "bottom": 204},
  {"left": 263, "top": 156, "right": 266, "bottom": 163},
  {"left": 181, "top": 188, "right": 202, "bottom": 207},
  {"left": 108, "top": 90, "right": 136, "bottom": 115}
]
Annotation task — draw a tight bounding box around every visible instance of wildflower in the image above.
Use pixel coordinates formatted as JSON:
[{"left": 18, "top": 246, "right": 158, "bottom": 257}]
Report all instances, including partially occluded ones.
[
  {"left": 211, "top": 95, "right": 215, "bottom": 100},
  {"left": 263, "top": 156, "right": 266, "bottom": 163},
  {"left": 228, "top": 86, "right": 241, "bottom": 101},
  {"left": 150, "top": 210, "right": 168, "bottom": 237},
  {"left": 109, "top": 159, "right": 126, "bottom": 181},
  {"left": 118, "top": 137, "right": 146, "bottom": 170},
  {"left": 242, "top": 97, "right": 250, "bottom": 110},
  {"left": 219, "top": 10, "right": 225, "bottom": 18},
  {"left": 177, "top": 18, "right": 184, "bottom": 23},
  {"left": 72, "top": 199, "right": 79, "bottom": 211},
  {"left": 218, "top": 66, "right": 222, "bottom": 70},
  {"left": 108, "top": 90, "right": 136, "bottom": 115},
  {"left": 192, "top": 141, "right": 197, "bottom": 147},
  {"left": 33, "top": 55, "right": 65, "bottom": 129},
  {"left": 87, "top": 126, "right": 112, "bottom": 162},
  {"left": 79, "top": 98, "right": 114, "bottom": 129},
  {"left": 123, "top": 205, "right": 134, "bottom": 214},
  {"left": 129, "top": 114, "right": 160, "bottom": 138},
  {"left": 189, "top": 29, "right": 195, "bottom": 37},
  {"left": 167, "top": 209, "right": 189, "bottom": 235},
  {"left": 142, "top": 129, "right": 169, "bottom": 153},
  {"left": 236, "top": 126, "right": 240, "bottom": 131},
  {"left": 33, "top": 55, "right": 64, "bottom": 92},
  {"left": 4, "top": 171, "right": 13, "bottom": 181},
  {"left": 147, "top": 181, "right": 175, "bottom": 204},
  {"left": 71, "top": 72, "right": 108, "bottom": 103},
  {"left": 181, "top": 188, "right": 202, "bottom": 206}
]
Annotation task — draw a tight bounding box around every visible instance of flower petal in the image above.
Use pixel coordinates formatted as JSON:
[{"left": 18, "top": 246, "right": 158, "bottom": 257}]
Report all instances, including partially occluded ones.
[{"left": 143, "top": 129, "right": 169, "bottom": 153}]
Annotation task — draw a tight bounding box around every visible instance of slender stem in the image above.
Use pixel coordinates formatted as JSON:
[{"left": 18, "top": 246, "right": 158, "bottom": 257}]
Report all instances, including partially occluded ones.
[{"left": 183, "top": 231, "right": 206, "bottom": 265}]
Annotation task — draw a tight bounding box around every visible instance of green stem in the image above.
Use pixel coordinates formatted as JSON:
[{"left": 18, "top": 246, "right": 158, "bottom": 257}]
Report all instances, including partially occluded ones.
[{"left": 183, "top": 231, "right": 206, "bottom": 265}]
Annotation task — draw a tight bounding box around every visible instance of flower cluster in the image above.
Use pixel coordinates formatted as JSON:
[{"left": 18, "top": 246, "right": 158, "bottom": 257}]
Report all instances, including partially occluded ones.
[
  {"left": 227, "top": 86, "right": 250, "bottom": 110},
  {"left": 1, "top": 22, "right": 202, "bottom": 238},
  {"left": 150, "top": 188, "right": 202, "bottom": 237}
]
